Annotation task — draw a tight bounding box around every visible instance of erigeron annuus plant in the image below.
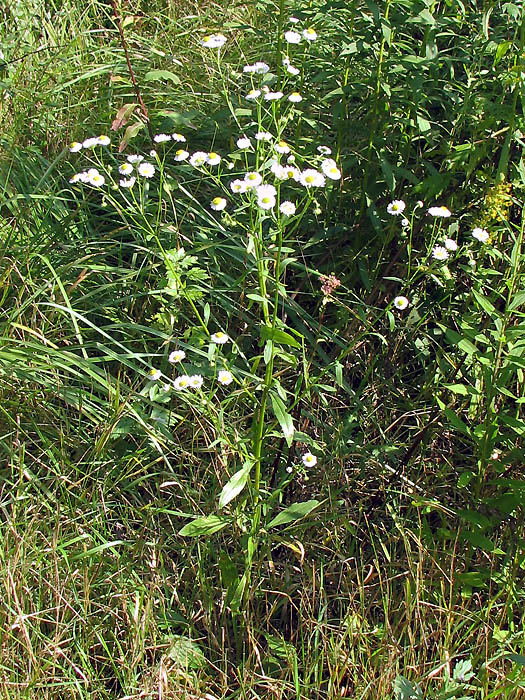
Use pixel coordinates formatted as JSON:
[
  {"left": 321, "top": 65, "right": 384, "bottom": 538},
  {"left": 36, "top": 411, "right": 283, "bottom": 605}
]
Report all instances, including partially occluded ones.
[{"left": 67, "top": 19, "right": 337, "bottom": 606}]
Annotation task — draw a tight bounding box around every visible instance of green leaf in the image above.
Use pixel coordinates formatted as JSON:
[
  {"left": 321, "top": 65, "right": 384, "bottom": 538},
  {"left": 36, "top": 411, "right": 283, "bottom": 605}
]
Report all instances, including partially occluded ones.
[
  {"left": 166, "top": 635, "right": 206, "bottom": 669},
  {"left": 268, "top": 500, "right": 320, "bottom": 528},
  {"left": 509, "top": 291, "right": 525, "bottom": 311},
  {"left": 506, "top": 653, "right": 525, "bottom": 665},
  {"left": 472, "top": 289, "right": 496, "bottom": 314},
  {"left": 179, "top": 514, "right": 229, "bottom": 537},
  {"left": 260, "top": 324, "right": 301, "bottom": 348},
  {"left": 270, "top": 392, "right": 294, "bottom": 446},
  {"left": 118, "top": 122, "right": 143, "bottom": 152},
  {"left": 443, "top": 383, "right": 478, "bottom": 396},
  {"left": 457, "top": 471, "right": 475, "bottom": 488},
  {"left": 218, "top": 461, "right": 253, "bottom": 508},
  {"left": 144, "top": 69, "right": 181, "bottom": 85}
]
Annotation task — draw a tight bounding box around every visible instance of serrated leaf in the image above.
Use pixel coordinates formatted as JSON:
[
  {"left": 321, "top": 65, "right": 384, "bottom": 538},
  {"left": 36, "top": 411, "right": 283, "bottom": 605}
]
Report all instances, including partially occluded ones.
[
  {"left": 166, "top": 635, "right": 206, "bottom": 669},
  {"left": 179, "top": 514, "right": 229, "bottom": 537},
  {"left": 144, "top": 69, "right": 181, "bottom": 85},
  {"left": 268, "top": 500, "right": 320, "bottom": 528},
  {"left": 270, "top": 392, "right": 294, "bottom": 446},
  {"left": 218, "top": 461, "right": 253, "bottom": 508}
]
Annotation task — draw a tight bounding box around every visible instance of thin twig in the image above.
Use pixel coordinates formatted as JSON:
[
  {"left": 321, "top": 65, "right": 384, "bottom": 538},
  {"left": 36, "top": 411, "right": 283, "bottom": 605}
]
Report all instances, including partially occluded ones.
[{"left": 110, "top": 0, "right": 155, "bottom": 145}]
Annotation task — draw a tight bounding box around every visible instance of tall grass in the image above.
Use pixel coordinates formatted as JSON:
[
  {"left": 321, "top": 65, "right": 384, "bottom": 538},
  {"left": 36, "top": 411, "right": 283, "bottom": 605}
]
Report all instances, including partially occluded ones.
[{"left": 1, "top": 0, "right": 524, "bottom": 698}]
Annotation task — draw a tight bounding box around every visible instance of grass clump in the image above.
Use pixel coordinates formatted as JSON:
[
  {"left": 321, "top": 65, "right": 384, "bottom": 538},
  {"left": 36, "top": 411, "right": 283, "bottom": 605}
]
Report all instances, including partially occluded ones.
[{"left": 1, "top": 0, "right": 525, "bottom": 698}]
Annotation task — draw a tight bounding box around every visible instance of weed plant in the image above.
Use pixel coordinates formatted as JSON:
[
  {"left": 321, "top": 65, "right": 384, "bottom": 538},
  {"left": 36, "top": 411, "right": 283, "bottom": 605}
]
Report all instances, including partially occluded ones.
[{"left": 0, "top": 0, "right": 524, "bottom": 698}]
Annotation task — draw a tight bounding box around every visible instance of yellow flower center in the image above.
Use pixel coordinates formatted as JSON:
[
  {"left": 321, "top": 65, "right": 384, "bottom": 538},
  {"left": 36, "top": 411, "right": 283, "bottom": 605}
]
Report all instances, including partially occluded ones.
[
  {"left": 209, "top": 152, "right": 218, "bottom": 159},
  {"left": 306, "top": 175, "right": 315, "bottom": 183},
  {"left": 213, "top": 198, "right": 222, "bottom": 205}
]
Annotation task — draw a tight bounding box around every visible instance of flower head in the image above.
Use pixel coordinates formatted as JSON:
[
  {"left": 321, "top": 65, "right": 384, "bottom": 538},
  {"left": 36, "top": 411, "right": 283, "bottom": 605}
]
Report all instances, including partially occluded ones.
[
  {"left": 256, "top": 184, "right": 277, "bottom": 210},
  {"left": 264, "top": 91, "right": 284, "bottom": 101},
  {"left": 148, "top": 368, "right": 162, "bottom": 381},
  {"left": 432, "top": 245, "right": 449, "bottom": 261},
  {"left": 285, "top": 30, "right": 302, "bottom": 43},
  {"left": 88, "top": 172, "right": 105, "bottom": 187},
  {"left": 275, "top": 141, "right": 291, "bottom": 154},
  {"left": 211, "top": 331, "right": 229, "bottom": 344},
  {"left": 288, "top": 92, "right": 303, "bottom": 103},
  {"left": 302, "top": 452, "right": 317, "bottom": 467},
  {"left": 244, "top": 171, "right": 263, "bottom": 188},
  {"left": 207, "top": 152, "right": 221, "bottom": 166},
  {"left": 280, "top": 201, "right": 296, "bottom": 216},
  {"left": 174, "top": 149, "right": 189, "bottom": 161},
  {"left": 201, "top": 34, "right": 227, "bottom": 48},
  {"left": 236, "top": 136, "right": 252, "bottom": 149},
  {"left": 169, "top": 349, "right": 186, "bottom": 363},
  {"left": 393, "top": 296, "right": 409, "bottom": 310},
  {"left": 300, "top": 169, "right": 326, "bottom": 188},
  {"left": 472, "top": 227, "right": 490, "bottom": 243},
  {"left": 401, "top": 218, "right": 409, "bottom": 227},
  {"left": 154, "top": 133, "right": 171, "bottom": 143},
  {"left": 69, "top": 141, "right": 82, "bottom": 152},
  {"left": 303, "top": 28, "right": 318, "bottom": 41},
  {"left": 230, "top": 179, "right": 248, "bottom": 193},
  {"left": 317, "top": 145, "right": 332, "bottom": 155},
  {"left": 189, "top": 374, "right": 204, "bottom": 389},
  {"left": 246, "top": 89, "right": 261, "bottom": 100},
  {"left": 82, "top": 137, "right": 99, "bottom": 149},
  {"left": 189, "top": 151, "right": 208, "bottom": 167},
  {"left": 255, "top": 131, "right": 272, "bottom": 142},
  {"left": 444, "top": 238, "right": 458, "bottom": 251},
  {"left": 321, "top": 159, "right": 341, "bottom": 180},
  {"left": 173, "top": 374, "right": 191, "bottom": 390},
  {"left": 119, "top": 163, "right": 134, "bottom": 175},
  {"left": 97, "top": 135, "right": 111, "bottom": 146},
  {"left": 387, "top": 200, "right": 406, "bottom": 216},
  {"left": 428, "top": 205, "right": 451, "bottom": 218},
  {"left": 138, "top": 162, "right": 155, "bottom": 178},
  {"left": 217, "top": 370, "right": 233, "bottom": 385},
  {"left": 171, "top": 133, "right": 186, "bottom": 142},
  {"left": 120, "top": 177, "right": 136, "bottom": 188},
  {"left": 286, "top": 64, "right": 300, "bottom": 75},
  {"left": 127, "top": 154, "right": 144, "bottom": 163},
  {"left": 243, "top": 61, "right": 270, "bottom": 74},
  {"left": 210, "top": 197, "right": 227, "bottom": 211}
]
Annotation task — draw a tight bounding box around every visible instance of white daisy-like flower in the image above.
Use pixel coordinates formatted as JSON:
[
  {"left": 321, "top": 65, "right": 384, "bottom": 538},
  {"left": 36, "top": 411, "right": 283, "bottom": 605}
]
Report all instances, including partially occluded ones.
[
  {"left": 264, "top": 91, "right": 284, "bottom": 101},
  {"left": 321, "top": 159, "right": 341, "bottom": 180},
  {"left": 119, "top": 163, "right": 134, "bottom": 175},
  {"left": 246, "top": 89, "right": 261, "bottom": 100},
  {"left": 201, "top": 34, "right": 227, "bottom": 48},
  {"left": 77, "top": 171, "right": 90, "bottom": 182},
  {"left": 211, "top": 331, "right": 229, "bottom": 344},
  {"left": 401, "top": 218, "right": 409, "bottom": 227},
  {"left": 236, "top": 136, "right": 252, "bottom": 149},
  {"left": 171, "top": 133, "right": 186, "bottom": 142},
  {"left": 393, "top": 296, "right": 409, "bottom": 310},
  {"left": 138, "top": 162, "right": 155, "bottom": 178},
  {"left": 154, "top": 133, "right": 171, "bottom": 143},
  {"left": 69, "top": 173, "right": 81, "bottom": 183},
  {"left": 282, "top": 56, "right": 291, "bottom": 65},
  {"left": 244, "top": 171, "right": 263, "bottom": 188},
  {"left": 174, "top": 149, "right": 189, "bottom": 161},
  {"left": 275, "top": 140, "right": 290, "bottom": 154},
  {"left": 444, "top": 238, "right": 458, "bottom": 251},
  {"left": 288, "top": 92, "right": 303, "bottom": 103},
  {"left": 173, "top": 374, "right": 191, "bottom": 390},
  {"left": 432, "top": 245, "right": 449, "bottom": 261},
  {"left": 387, "top": 200, "right": 406, "bottom": 215},
  {"left": 303, "top": 28, "right": 318, "bottom": 41},
  {"left": 257, "top": 194, "right": 276, "bottom": 210},
  {"left": 428, "top": 205, "right": 452, "bottom": 218},
  {"left": 317, "top": 145, "right": 332, "bottom": 155},
  {"left": 88, "top": 172, "right": 105, "bottom": 187},
  {"left": 97, "top": 135, "right": 111, "bottom": 146},
  {"left": 148, "top": 368, "right": 162, "bottom": 381},
  {"left": 230, "top": 179, "right": 247, "bottom": 193},
  {"left": 300, "top": 169, "right": 325, "bottom": 188},
  {"left": 162, "top": 383, "right": 171, "bottom": 393},
  {"left": 120, "top": 177, "right": 136, "bottom": 188},
  {"left": 285, "top": 166, "right": 300, "bottom": 180},
  {"left": 256, "top": 184, "right": 277, "bottom": 198},
  {"left": 189, "top": 374, "right": 204, "bottom": 389},
  {"left": 472, "top": 227, "right": 490, "bottom": 243},
  {"left": 302, "top": 452, "right": 317, "bottom": 467},
  {"left": 169, "top": 349, "right": 186, "bottom": 363},
  {"left": 217, "top": 370, "right": 233, "bottom": 385},
  {"left": 206, "top": 152, "right": 221, "bottom": 166},
  {"left": 289, "top": 16, "right": 300, "bottom": 23},
  {"left": 286, "top": 64, "right": 300, "bottom": 75},
  {"left": 189, "top": 151, "right": 208, "bottom": 167},
  {"left": 82, "top": 137, "right": 99, "bottom": 149},
  {"left": 210, "top": 196, "right": 227, "bottom": 211},
  {"left": 280, "top": 201, "right": 296, "bottom": 216},
  {"left": 87, "top": 168, "right": 99, "bottom": 177},
  {"left": 245, "top": 61, "right": 270, "bottom": 74},
  {"left": 271, "top": 163, "right": 288, "bottom": 180},
  {"left": 285, "top": 30, "right": 302, "bottom": 43},
  {"left": 127, "top": 154, "right": 144, "bottom": 163},
  {"left": 69, "top": 141, "right": 82, "bottom": 153},
  {"left": 255, "top": 131, "right": 272, "bottom": 141}
]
